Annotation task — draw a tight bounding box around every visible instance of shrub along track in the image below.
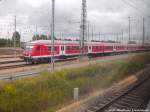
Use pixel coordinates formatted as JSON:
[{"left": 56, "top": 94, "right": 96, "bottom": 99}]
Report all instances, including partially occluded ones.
[
  {"left": 0, "top": 53, "right": 149, "bottom": 112},
  {"left": 87, "top": 65, "right": 150, "bottom": 112}
]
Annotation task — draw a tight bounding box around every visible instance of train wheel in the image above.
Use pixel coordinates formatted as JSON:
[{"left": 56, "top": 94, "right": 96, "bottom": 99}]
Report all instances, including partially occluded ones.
[{"left": 31, "top": 60, "right": 38, "bottom": 64}]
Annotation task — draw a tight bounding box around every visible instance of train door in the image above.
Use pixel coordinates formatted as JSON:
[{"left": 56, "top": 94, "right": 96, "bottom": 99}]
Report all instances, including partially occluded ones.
[
  {"left": 39, "top": 45, "right": 45, "bottom": 56},
  {"left": 60, "top": 46, "right": 65, "bottom": 56},
  {"left": 113, "top": 44, "right": 116, "bottom": 52},
  {"left": 88, "top": 46, "right": 92, "bottom": 53}
]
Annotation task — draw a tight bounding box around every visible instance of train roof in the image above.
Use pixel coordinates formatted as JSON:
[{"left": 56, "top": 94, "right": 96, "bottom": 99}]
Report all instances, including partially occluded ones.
[
  {"left": 25, "top": 40, "right": 141, "bottom": 46},
  {"left": 26, "top": 40, "right": 79, "bottom": 45}
]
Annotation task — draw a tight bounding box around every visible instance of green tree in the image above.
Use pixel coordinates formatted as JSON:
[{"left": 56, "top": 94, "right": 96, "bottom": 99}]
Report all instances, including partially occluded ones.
[
  {"left": 32, "top": 34, "right": 40, "bottom": 41},
  {"left": 0, "top": 38, "right": 13, "bottom": 47},
  {"left": 40, "top": 34, "right": 48, "bottom": 40},
  {"left": 12, "top": 31, "right": 21, "bottom": 47},
  {"left": 32, "top": 34, "right": 57, "bottom": 41}
]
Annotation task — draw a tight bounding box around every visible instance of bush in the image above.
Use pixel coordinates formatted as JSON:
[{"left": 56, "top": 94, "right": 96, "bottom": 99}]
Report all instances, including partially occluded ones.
[{"left": 0, "top": 53, "right": 149, "bottom": 112}]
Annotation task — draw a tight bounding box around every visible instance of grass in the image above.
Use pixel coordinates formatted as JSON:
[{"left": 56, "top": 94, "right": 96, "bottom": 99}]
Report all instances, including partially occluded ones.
[{"left": 0, "top": 53, "right": 150, "bottom": 112}]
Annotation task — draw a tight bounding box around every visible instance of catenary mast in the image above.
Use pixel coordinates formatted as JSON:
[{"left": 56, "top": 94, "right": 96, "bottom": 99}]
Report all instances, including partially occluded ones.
[
  {"left": 51, "top": 0, "right": 55, "bottom": 71},
  {"left": 80, "top": 0, "right": 87, "bottom": 56}
]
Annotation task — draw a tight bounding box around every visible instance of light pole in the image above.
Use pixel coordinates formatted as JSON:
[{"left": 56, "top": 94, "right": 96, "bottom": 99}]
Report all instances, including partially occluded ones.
[
  {"left": 99, "top": 32, "right": 101, "bottom": 41},
  {"left": 35, "top": 24, "right": 38, "bottom": 40},
  {"left": 128, "top": 16, "right": 131, "bottom": 43},
  {"left": 142, "top": 17, "right": 145, "bottom": 46},
  {"left": 51, "top": 0, "right": 55, "bottom": 71},
  {"left": 87, "top": 21, "right": 90, "bottom": 41},
  {"left": 14, "top": 15, "right": 17, "bottom": 58}
]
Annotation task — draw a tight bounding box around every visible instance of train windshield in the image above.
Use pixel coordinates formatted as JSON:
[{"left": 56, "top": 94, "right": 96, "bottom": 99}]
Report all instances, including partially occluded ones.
[{"left": 25, "top": 46, "right": 33, "bottom": 51}]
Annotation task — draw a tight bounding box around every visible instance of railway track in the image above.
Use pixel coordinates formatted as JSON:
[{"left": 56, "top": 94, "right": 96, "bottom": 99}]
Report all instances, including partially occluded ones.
[
  {"left": 0, "top": 53, "right": 122, "bottom": 71},
  {"left": 0, "top": 55, "right": 21, "bottom": 58},
  {"left": 0, "top": 60, "right": 24, "bottom": 64},
  {"left": 0, "top": 63, "right": 28, "bottom": 70},
  {"left": 0, "top": 57, "right": 78, "bottom": 70},
  {"left": 0, "top": 52, "right": 147, "bottom": 71},
  {"left": 87, "top": 67, "right": 150, "bottom": 112},
  {"left": 0, "top": 52, "right": 149, "bottom": 81}
]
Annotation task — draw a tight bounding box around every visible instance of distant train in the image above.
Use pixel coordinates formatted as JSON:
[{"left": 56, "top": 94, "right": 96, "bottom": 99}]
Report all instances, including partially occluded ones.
[{"left": 22, "top": 40, "right": 150, "bottom": 63}]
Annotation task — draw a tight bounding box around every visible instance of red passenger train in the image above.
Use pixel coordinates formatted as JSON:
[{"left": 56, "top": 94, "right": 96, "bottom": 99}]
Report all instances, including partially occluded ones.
[{"left": 22, "top": 40, "right": 150, "bottom": 63}]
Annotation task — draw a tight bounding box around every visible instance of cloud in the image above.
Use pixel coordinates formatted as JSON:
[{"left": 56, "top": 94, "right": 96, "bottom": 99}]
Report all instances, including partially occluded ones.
[{"left": 0, "top": 0, "right": 149, "bottom": 42}]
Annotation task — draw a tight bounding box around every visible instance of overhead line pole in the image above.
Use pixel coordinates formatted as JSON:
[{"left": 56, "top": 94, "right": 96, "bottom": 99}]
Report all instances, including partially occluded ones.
[
  {"left": 14, "top": 15, "right": 16, "bottom": 58},
  {"left": 99, "top": 32, "right": 101, "bottom": 41},
  {"left": 35, "top": 24, "right": 38, "bottom": 40},
  {"left": 51, "top": 0, "right": 55, "bottom": 71},
  {"left": 92, "top": 25, "right": 93, "bottom": 41},
  {"left": 80, "top": 0, "right": 87, "bottom": 56},
  {"left": 142, "top": 17, "right": 145, "bottom": 46},
  {"left": 128, "top": 16, "right": 131, "bottom": 43},
  {"left": 87, "top": 22, "right": 89, "bottom": 41},
  {"left": 116, "top": 33, "right": 119, "bottom": 43},
  {"left": 122, "top": 31, "right": 124, "bottom": 43}
]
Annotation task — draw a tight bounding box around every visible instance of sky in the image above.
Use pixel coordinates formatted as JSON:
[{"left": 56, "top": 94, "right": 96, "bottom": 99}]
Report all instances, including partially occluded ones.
[{"left": 0, "top": 0, "right": 150, "bottom": 43}]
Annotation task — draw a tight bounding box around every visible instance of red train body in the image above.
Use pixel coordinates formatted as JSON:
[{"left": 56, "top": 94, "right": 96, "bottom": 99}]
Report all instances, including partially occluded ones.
[{"left": 22, "top": 40, "right": 150, "bottom": 63}]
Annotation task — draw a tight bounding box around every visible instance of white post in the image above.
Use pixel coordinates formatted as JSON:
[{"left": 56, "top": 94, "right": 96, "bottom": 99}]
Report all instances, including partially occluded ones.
[{"left": 74, "top": 88, "right": 79, "bottom": 101}]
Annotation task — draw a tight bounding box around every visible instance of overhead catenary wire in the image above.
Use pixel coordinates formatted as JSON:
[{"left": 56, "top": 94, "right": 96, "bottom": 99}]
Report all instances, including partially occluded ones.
[
  {"left": 138, "top": 0, "right": 150, "bottom": 7},
  {"left": 121, "top": 0, "right": 147, "bottom": 15}
]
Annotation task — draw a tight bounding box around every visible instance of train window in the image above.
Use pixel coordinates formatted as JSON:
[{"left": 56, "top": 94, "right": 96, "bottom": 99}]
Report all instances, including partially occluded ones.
[
  {"left": 73, "top": 46, "right": 75, "bottom": 50},
  {"left": 48, "top": 46, "right": 57, "bottom": 51},
  {"left": 66, "top": 46, "right": 69, "bottom": 50},
  {"left": 48, "top": 47, "right": 51, "bottom": 51},
  {"left": 54, "top": 47, "right": 57, "bottom": 51},
  {"left": 71, "top": 46, "right": 75, "bottom": 50},
  {"left": 75, "top": 46, "right": 78, "bottom": 50},
  {"left": 73, "top": 46, "right": 76, "bottom": 50},
  {"left": 66, "top": 46, "right": 70, "bottom": 50},
  {"left": 25, "top": 46, "right": 33, "bottom": 51},
  {"left": 75, "top": 46, "right": 80, "bottom": 50},
  {"left": 84, "top": 46, "right": 88, "bottom": 50},
  {"left": 78, "top": 46, "right": 80, "bottom": 50}
]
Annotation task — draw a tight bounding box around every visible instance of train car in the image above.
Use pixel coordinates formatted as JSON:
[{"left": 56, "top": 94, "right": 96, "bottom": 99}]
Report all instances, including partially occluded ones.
[
  {"left": 23, "top": 40, "right": 60, "bottom": 63},
  {"left": 22, "top": 40, "right": 150, "bottom": 63},
  {"left": 23, "top": 40, "right": 86, "bottom": 63}
]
